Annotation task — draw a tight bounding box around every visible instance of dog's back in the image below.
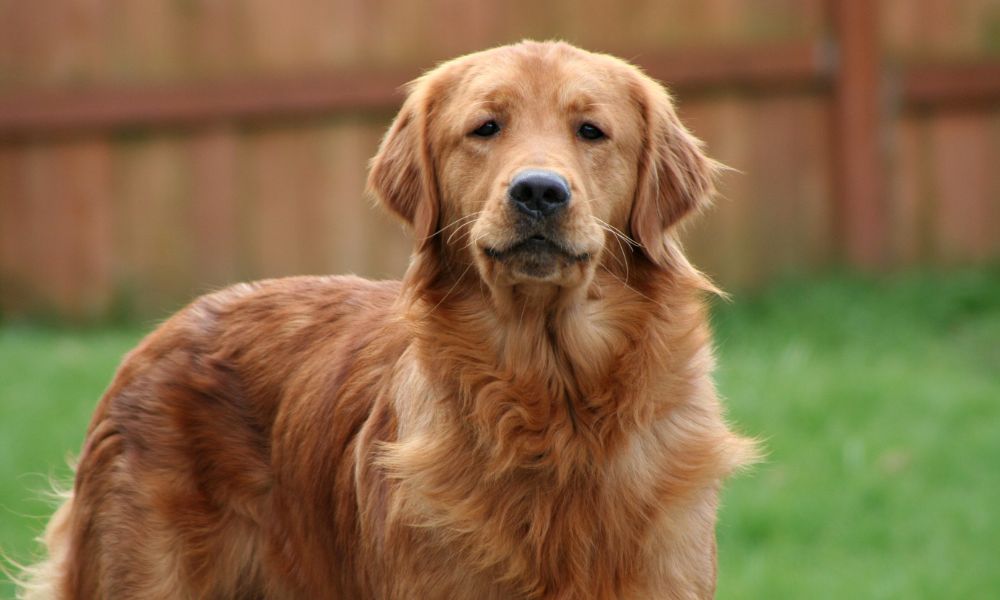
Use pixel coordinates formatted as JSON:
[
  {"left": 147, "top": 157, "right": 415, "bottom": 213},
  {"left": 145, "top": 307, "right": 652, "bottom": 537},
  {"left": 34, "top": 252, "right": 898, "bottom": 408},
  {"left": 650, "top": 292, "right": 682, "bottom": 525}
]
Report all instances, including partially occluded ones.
[{"left": 22, "top": 276, "right": 402, "bottom": 599}]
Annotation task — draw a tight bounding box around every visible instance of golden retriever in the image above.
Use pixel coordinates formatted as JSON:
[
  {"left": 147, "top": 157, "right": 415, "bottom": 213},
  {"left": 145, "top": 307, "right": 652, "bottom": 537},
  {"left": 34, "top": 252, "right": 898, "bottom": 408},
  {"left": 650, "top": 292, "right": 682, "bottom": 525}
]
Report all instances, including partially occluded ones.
[{"left": 20, "top": 41, "right": 755, "bottom": 599}]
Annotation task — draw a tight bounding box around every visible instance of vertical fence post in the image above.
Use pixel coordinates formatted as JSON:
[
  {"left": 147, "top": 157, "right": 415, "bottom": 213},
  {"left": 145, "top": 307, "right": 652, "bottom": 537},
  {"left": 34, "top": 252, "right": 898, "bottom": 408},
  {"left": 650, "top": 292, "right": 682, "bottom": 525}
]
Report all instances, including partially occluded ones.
[{"left": 831, "top": 0, "right": 888, "bottom": 267}]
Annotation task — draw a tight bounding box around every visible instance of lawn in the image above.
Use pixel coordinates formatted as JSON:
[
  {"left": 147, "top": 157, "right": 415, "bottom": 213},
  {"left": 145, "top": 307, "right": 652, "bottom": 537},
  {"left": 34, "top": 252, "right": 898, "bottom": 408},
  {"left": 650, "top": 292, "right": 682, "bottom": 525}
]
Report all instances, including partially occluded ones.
[{"left": 1, "top": 268, "right": 998, "bottom": 598}]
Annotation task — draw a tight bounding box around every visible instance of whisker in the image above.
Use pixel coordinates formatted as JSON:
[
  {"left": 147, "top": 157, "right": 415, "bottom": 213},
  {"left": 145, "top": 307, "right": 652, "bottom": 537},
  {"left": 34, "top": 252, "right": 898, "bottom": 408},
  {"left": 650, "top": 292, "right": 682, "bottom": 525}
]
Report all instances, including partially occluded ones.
[
  {"left": 599, "top": 264, "right": 671, "bottom": 312},
  {"left": 459, "top": 230, "right": 485, "bottom": 253},
  {"left": 427, "top": 212, "right": 483, "bottom": 241},
  {"left": 600, "top": 224, "right": 630, "bottom": 283},
  {"left": 517, "top": 292, "right": 528, "bottom": 332},
  {"left": 425, "top": 261, "right": 475, "bottom": 316},
  {"left": 593, "top": 217, "right": 640, "bottom": 247},
  {"left": 596, "top": 226, "right": 626, "bottom": 269},
  {"left": 446, "top": 219, "right": 479, "bottom": 245}
]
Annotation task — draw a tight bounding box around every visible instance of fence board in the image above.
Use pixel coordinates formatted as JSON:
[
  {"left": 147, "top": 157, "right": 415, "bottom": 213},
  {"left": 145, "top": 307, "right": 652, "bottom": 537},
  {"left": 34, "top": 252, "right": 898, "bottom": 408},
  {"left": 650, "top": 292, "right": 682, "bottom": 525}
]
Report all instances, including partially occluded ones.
[
  {"left": 0, "top": 146, "right": 29, "bottom": 310},
  {"left": 190, "top": 127, "right": 240, "bottom": 287},
  {"left": 928, "top": 113, "right": 997, "bottom": 263},
  {"left": 888, "top": 116, "right": 929, "bottom": 265},
  {"left": 0, "top": 139, "right": 114, "bottom": 317},
  {"left": 832, "top": 0, "right": 888, "bottom": 267},
  {"left": 884, "top": 0, "right": 1000, "bottom": 60},
  {"left": 112, "top": 134, "right": 196, "bottom": 316}
]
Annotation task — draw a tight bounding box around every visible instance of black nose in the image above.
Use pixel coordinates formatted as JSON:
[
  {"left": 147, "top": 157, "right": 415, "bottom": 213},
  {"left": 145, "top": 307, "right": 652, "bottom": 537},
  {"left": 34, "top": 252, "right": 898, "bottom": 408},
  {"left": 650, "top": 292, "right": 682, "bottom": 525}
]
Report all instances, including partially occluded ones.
[{"left": 508, "top": 170, "right": 571, "bottom": 218}]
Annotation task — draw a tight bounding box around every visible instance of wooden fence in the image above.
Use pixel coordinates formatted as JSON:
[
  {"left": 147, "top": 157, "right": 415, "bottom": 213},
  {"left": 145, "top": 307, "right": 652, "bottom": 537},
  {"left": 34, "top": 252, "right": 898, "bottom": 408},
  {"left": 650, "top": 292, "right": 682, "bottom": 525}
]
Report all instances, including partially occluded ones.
[{"left": 1, "top": 0, "right": 998, "bottom": 320}]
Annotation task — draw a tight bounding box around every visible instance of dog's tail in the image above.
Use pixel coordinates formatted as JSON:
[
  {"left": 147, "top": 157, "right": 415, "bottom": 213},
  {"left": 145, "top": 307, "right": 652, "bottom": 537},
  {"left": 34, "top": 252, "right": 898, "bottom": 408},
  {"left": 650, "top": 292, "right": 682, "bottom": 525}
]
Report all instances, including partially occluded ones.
[{"left": 12, "top": 489, "right": 74, "bottom": 600}]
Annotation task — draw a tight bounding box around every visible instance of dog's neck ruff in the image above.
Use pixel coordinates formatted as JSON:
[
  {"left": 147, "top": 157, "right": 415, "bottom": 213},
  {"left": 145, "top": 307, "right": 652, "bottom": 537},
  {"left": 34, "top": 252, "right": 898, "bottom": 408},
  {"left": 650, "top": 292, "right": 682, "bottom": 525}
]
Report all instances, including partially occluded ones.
[{"left": 399, "top": 248, "right": 710, "bottom": 477}]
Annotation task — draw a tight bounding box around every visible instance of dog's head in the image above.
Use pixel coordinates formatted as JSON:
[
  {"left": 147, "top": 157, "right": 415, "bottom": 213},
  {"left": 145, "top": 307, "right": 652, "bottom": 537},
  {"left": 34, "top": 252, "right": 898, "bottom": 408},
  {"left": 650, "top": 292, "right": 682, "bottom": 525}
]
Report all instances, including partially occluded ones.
[{"left": 369, "top": 41, "right": 717, "bottom": 296}]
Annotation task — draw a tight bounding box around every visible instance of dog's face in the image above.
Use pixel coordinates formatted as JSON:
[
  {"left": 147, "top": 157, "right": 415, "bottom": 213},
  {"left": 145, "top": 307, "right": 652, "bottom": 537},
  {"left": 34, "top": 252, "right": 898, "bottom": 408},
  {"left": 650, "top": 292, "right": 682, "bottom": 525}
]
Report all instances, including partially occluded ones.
[
  {"left": 434, "top": 46, "right": 640, "bottom": 288},
  {"left": 369, "top": 42, "right": 717, "bottom": 293}
]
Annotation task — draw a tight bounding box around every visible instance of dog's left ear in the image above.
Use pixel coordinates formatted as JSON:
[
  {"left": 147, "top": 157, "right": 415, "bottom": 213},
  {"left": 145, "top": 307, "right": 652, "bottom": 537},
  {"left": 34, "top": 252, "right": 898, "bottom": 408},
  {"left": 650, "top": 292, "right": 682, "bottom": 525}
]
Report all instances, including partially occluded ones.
[
  {"left": 368, "top": 77, "right": 440, "bottom": 250},
  {"left": 629, "top": 75, "right": 720, "bottom": 268}
]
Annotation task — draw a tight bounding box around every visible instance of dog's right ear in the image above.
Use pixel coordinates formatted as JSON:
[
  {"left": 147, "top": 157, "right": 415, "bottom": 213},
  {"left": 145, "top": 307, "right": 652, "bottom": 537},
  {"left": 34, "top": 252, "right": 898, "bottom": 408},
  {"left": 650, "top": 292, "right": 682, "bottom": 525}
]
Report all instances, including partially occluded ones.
[{"left": 368, "top": 78, "right": 439, "bottom": 250}]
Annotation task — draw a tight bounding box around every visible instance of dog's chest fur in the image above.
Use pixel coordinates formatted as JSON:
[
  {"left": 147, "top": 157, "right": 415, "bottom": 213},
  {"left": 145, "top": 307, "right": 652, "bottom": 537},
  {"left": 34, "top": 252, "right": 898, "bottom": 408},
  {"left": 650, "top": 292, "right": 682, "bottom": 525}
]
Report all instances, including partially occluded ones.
[{"left": 345, "top": 286, "right": 737, "bottom": 599}]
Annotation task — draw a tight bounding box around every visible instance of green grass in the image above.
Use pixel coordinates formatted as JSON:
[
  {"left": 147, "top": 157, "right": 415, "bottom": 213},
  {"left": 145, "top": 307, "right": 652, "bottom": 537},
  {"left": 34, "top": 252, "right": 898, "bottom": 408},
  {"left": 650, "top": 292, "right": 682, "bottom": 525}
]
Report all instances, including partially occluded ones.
[
  {"left": 1, "top": 268, "right": 998, "bottom": 598},
  {"left": 713, "top": 268, "right": 1000, "bottom": 598}
]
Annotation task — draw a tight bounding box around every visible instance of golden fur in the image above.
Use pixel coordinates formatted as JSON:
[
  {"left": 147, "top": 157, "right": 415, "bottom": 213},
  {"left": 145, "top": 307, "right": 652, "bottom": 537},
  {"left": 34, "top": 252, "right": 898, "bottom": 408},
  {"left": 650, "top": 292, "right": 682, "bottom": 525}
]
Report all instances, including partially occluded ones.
[{"left": 20, "top": 41, "right": 755, "bottom": 599}]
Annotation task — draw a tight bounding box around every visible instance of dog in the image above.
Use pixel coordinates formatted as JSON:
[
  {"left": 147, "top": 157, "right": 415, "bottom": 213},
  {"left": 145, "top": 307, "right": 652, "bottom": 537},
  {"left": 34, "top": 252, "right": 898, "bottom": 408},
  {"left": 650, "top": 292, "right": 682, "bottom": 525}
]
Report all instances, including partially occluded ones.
[{"left": 20, "top": 41, "right": 756, "bottom": 599}]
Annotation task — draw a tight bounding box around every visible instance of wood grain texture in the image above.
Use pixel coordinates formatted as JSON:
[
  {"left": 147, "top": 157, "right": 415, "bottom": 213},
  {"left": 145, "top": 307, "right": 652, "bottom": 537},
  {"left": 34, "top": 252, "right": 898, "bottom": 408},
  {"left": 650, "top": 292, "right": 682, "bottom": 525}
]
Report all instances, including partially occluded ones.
[{"left": 0, "top": 0, "right": 998, "bottom": 319}]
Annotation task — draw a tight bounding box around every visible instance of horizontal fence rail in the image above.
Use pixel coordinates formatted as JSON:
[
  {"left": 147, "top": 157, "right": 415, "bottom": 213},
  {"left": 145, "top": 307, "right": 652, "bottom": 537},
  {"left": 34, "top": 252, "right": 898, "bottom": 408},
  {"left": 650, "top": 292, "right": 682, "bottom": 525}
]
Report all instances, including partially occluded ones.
[
  {"left": 0, "top": 42, "right": 837, "bottom": 139},
  {"left": 900, "top": 62, "right": 1000, "bottom": 111},
  {"left": 3, "top": 46, "right": 998, "bottom": 141}
]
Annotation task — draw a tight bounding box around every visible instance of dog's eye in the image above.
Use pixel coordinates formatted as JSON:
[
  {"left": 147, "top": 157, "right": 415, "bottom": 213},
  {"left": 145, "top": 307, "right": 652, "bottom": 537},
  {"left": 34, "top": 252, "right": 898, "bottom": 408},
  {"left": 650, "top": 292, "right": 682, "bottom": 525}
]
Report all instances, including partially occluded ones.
[
  {"left": 471, "top": 120, "right": 501, "bottom": 138},
  {"left": 578, "top": 123, "right": 606, "bottom": 141}
]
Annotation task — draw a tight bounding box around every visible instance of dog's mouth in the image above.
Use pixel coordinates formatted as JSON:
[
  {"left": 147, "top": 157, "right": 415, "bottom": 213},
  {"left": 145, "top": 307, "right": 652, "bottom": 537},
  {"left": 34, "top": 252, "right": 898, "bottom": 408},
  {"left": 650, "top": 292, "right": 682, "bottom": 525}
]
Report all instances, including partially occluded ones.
[
  {"left": 482, "top": 234, "right": 591, "bottom": 264},
  {"left": 481, "top": 234, "right": 593, "bottom": 281}
]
